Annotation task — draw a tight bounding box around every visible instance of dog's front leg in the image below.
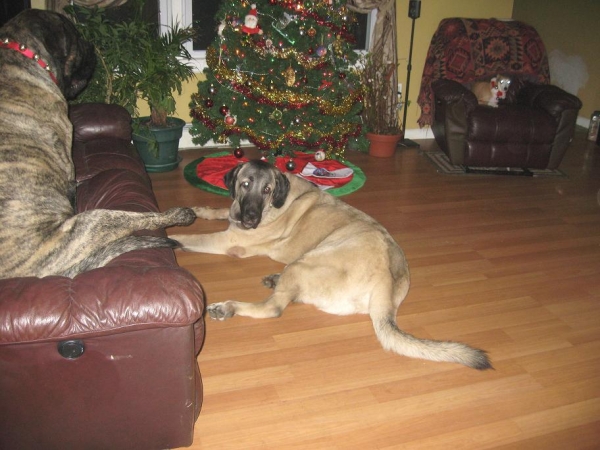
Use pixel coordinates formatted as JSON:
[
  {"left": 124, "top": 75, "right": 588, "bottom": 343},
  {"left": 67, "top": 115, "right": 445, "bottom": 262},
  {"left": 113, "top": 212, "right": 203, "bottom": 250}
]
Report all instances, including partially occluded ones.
[
  {"left": 207, "top": 290, "right": 293, "bottom": 320},
  {"left": 193, "top": 206, "right": 229, "bottom": 220},
  {"left": 170, "top": 231, "right": 243, "bottom": 256}
]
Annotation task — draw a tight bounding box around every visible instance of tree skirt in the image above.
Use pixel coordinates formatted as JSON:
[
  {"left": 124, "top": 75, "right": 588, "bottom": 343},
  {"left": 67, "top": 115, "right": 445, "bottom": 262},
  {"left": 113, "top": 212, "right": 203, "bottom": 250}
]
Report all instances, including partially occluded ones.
[{"left": 184, "top": 151, "right": 366, "bottom": 197}]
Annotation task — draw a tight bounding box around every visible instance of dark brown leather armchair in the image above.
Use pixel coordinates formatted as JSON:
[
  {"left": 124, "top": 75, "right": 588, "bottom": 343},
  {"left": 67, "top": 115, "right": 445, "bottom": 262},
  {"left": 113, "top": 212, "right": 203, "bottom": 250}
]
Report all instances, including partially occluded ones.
[
  {"left": 0, "top": 104, "right": 205, "bottom": 450},
  {"left": 418, "top": 18, "right": 582, "bottom": 170},
  {"left": 431, "top": 79, "right": 582, "bottom": 169}
]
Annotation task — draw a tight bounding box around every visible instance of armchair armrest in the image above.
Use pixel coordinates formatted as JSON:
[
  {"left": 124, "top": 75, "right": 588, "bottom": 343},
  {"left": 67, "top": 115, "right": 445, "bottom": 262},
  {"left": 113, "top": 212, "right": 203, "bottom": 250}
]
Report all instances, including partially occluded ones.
[
  {"left": 432, "top": 79, "right": 479, "bottom": 113},
  {"left": 517, "top": 84, "right": 582, "bottom": 121},
  {"left": 431, "top": 79, "right": 479, "bottom": 165},
  {"left": 517, "top": 84, "right": 582, "bottom": 169},
  {"left": 69, "top": 103, "right": 132, "bottom": 143}
]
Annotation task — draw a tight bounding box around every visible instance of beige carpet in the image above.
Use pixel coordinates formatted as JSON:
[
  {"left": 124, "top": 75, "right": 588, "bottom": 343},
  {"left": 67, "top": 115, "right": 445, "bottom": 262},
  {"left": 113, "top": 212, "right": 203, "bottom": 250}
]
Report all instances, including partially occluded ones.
[{"left": 422, "top": 150, "right": 566, "bottom": 177}]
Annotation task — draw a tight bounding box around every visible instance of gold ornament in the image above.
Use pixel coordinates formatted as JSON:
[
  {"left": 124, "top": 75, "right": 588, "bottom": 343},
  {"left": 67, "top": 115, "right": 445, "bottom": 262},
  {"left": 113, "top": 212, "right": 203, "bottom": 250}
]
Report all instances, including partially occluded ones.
[
  {"left": 284, "top": 66, "right": 296, "bottom": 87},
  {"left": 269, "top": 109, "right": 283, "bottom": 121}
]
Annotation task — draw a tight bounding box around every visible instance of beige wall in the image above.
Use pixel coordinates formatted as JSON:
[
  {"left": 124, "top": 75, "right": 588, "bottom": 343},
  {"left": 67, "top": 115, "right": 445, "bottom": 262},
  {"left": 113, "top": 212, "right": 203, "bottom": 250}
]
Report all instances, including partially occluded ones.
[{"left": 512, "top": 0, "right": 599, "bottom": 122}]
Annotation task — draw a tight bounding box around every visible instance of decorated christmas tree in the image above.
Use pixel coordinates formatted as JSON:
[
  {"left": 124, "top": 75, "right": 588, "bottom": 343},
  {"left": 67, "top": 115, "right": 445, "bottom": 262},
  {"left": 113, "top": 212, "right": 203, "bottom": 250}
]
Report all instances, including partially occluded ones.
[{"left": 189, "top": 0, "right": 365, "bottom": 162}]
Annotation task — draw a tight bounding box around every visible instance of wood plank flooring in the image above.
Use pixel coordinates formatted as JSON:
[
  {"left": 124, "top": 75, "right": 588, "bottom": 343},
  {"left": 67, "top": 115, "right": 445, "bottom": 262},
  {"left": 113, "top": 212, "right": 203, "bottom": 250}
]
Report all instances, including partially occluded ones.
[{"left": 149, "top": 128, "right": 600, "bottom": 449}]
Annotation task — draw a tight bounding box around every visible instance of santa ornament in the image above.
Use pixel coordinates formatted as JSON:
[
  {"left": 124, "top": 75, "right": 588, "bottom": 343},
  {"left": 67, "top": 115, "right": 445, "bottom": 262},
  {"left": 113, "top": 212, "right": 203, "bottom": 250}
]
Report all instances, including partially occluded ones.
[{"left": 241, "top": 4, "right": 263, "bottom": 35}]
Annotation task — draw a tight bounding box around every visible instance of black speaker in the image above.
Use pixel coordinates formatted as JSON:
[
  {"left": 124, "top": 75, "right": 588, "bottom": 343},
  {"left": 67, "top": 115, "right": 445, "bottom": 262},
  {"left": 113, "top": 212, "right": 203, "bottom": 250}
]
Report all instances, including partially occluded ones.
[{"left": 408, "top": 0, "right": 421, "bottom": 19}]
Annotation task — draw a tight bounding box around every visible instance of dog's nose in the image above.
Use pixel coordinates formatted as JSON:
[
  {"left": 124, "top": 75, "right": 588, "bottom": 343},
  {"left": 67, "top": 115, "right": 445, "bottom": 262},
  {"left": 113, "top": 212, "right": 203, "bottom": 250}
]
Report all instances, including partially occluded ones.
[{"left": 242, "top": 210, "right": 260, "bottom": 229}]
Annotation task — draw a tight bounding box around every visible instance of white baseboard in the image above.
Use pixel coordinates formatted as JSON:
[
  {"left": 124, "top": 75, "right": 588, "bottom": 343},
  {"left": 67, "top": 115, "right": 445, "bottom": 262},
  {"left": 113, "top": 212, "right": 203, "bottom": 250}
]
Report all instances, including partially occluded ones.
[
  {"left": 405, "top": 127, "right": 434, "bottom": 140},
  {"left": 577, "top": 115, "right": 590, "bottom": 129},
  {"left": 179, "top": 124, "right": 435, "bottom": 150}
]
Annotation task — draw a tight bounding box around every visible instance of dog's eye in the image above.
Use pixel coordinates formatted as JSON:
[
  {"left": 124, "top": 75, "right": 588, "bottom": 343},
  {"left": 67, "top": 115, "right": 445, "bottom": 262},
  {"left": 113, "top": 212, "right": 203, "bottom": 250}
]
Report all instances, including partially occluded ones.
[
  {"left": 263, "top": 186, "right": 272, "bottom": 194},
  {"left": 241, "top": 181, "right": 250, "bottom": 189}
]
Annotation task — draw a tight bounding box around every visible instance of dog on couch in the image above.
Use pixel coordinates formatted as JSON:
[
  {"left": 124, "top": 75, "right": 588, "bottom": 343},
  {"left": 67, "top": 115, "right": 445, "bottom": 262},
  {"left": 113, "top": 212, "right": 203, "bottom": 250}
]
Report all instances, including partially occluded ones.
[
  {"left": 0, "top": 10, "right": 195, "bottom": 279},
  {"left": 171, "top": 160, "right": 492, "bottom": 370}
]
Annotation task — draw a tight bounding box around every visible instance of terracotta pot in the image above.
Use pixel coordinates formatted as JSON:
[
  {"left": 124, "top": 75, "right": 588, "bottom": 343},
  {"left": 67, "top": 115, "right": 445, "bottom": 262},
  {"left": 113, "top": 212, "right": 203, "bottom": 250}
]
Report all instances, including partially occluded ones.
[{"left": 366, "top": 132, "right": 401, "bottom": 158}]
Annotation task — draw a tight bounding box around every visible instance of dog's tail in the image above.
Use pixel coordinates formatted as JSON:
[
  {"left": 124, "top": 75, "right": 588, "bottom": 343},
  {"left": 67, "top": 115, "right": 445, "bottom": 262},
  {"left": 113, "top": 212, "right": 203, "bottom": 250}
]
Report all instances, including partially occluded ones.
[{"left": 369, "top": 283, "right": 492, "bottom": 370}]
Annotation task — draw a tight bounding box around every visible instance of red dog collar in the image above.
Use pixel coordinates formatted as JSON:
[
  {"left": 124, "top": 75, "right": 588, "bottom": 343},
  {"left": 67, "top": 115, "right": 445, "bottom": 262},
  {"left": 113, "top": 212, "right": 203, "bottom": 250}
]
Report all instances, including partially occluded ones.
[{"left": 0, "top": 38, "right": 58, "bottom": 85}]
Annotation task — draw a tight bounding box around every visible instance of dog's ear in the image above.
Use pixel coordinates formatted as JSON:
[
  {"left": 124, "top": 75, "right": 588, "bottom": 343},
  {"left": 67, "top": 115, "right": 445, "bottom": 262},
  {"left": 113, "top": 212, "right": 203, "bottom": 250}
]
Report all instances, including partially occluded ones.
[
  {"left": 224, "top": 164, "right": 243, "bottom": 199},
  {"left": 271, "top": 170, "right": 290, "bottom": 208}
]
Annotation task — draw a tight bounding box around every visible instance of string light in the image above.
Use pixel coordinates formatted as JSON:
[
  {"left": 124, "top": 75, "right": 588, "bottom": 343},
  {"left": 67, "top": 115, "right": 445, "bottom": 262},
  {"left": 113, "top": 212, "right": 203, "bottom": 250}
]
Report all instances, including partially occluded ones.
[{"left": 190, "top": 0, "right": 365, "bottom": 158}]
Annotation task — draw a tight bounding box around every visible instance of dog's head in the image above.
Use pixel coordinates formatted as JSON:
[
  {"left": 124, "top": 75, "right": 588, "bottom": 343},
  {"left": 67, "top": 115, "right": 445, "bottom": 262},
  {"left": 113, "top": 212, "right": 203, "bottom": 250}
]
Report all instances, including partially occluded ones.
[
  {"left": 224, "top": 160, "right": 290, "bottom": 229},
  {"left": 491, "top": 74, "right": 512, "bottom": 93},
  {"left": 0, "top": 9, "right": 96, "bottom": 100}
]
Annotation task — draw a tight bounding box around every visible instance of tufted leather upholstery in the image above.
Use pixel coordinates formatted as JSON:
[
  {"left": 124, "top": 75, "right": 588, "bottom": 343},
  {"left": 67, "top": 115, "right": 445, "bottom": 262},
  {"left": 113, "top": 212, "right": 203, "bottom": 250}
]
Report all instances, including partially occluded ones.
[
  {"left": 431, "top": 79, "right": 582, "bottom": 169},
  {"left": 0, "top": 104, "right": 205, "bottom": 450}
]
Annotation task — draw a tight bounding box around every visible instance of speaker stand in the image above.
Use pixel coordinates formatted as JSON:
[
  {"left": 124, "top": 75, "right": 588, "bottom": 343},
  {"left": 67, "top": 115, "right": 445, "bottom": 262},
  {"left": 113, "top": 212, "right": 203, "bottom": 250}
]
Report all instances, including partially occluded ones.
[{"left": 399, "top": 13, "right": 419, "bottom": 149}]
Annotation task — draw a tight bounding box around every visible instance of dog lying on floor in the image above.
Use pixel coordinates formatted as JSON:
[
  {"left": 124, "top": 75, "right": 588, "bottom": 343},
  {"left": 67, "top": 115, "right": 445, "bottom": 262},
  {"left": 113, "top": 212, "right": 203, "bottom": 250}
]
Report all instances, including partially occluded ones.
[
  {"left": 171, "top": 160, "right": 492, "bottom": 370},
  {"left": 0, "top": 10, "right": 195, "bottom": 279}
]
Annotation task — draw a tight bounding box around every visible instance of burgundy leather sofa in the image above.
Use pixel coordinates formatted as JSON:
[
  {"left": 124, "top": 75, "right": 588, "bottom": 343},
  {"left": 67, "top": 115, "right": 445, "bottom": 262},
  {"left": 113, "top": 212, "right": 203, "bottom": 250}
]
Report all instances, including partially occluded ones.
[{"left": 0, "top": 104, "right": 205, "bottom": 450}]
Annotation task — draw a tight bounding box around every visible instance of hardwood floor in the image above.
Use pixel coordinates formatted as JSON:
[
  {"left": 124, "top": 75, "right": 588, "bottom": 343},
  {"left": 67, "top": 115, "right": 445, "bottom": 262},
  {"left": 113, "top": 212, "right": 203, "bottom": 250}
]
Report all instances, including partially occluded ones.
[{"left": 149, "top": 128, "right": 600, "bottom": 449}]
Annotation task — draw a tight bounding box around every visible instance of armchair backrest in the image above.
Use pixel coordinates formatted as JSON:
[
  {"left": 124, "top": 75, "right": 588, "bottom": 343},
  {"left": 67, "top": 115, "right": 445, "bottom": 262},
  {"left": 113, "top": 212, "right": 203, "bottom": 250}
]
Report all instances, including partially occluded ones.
[{"left": 417, "top": 18, "right": 550, "bottom": 127}]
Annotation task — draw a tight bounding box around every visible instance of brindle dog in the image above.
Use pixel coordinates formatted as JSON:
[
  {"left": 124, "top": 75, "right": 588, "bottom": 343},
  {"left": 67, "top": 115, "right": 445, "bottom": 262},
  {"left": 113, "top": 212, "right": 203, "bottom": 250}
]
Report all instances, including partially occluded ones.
[{"left": 0, "top": 10, "right": 195, "bottom": 279}]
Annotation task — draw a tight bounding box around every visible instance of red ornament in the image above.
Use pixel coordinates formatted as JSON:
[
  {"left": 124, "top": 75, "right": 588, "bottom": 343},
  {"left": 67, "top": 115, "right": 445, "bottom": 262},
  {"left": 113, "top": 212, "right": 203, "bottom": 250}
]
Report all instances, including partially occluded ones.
[
  {"left": 205, "top": 99, "right": 214, "bottom": 108},
  {"left": 233, "top": 148, "right": 244, "bottom": 158},
  {"left": 219, "top": 105, "right": 229, "bottom": 116}
]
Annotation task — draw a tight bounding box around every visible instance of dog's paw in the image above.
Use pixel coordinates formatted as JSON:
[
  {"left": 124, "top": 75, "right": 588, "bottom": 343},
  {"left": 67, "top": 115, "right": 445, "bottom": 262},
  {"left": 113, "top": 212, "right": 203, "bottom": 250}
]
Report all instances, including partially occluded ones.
[
  {"left": 166, "top": 207, "right": 196, "bottom": 226},
  {"left": 207, "top": 301, "right": 236, "bottom": 320},
  {"left": 262, "top": 274, "right": 280, "bottom": 289}
]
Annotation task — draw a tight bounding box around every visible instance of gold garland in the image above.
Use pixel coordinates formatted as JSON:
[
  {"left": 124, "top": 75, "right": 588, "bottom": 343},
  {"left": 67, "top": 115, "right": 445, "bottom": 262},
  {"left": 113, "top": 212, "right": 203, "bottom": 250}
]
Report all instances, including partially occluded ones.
[
  {"left": 206, "top": 47, "right": 363, "bottom": 116},
  {"left": 191, "top": 105, "right": 359, "bottom": 159},
  {"left": 241, "top": 40, "right": 331, "bottom": 71}
]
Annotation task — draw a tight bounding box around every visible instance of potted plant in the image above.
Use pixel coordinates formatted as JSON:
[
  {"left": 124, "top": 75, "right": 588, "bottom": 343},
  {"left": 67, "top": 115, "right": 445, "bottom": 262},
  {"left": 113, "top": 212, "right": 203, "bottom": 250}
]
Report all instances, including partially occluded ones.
[
  {"left": 66, "top": 0, "right": 196, "bottom": 172},
  {"left": 130, "top": 22, "right": 195, "bottom": 172},
  {"left": 358, "top": 48, "right": 402, "bottom": 158}
]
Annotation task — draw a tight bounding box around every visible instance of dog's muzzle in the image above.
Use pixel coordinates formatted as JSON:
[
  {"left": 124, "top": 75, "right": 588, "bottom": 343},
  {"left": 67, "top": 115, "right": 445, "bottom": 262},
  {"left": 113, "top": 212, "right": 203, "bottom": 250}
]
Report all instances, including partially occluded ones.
[{"left": 241, "top": 209, "right": 261, "bottom": 229}]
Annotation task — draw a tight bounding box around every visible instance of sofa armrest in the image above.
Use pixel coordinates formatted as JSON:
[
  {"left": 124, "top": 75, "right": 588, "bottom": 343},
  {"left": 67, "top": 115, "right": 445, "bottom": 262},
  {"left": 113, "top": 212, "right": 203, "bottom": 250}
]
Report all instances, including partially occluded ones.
[
  {"left": 69, "top": 103, "right": 132, "bottom": 143},
  {"left": 517, "top": 84, "right": 582, "bottom": 121},
  {"left": 432, "top": 79, "right": 479, "bottom": 113},
  {"left": 0, "top": 266, "right": 204, "bottom": 347}
]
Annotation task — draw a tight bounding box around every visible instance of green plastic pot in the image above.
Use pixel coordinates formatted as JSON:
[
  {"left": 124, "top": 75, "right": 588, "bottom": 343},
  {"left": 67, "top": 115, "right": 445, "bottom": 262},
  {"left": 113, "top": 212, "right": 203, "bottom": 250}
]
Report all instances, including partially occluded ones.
[{"left": 132, "top": 117, "right": 185, "bottom": 172}]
